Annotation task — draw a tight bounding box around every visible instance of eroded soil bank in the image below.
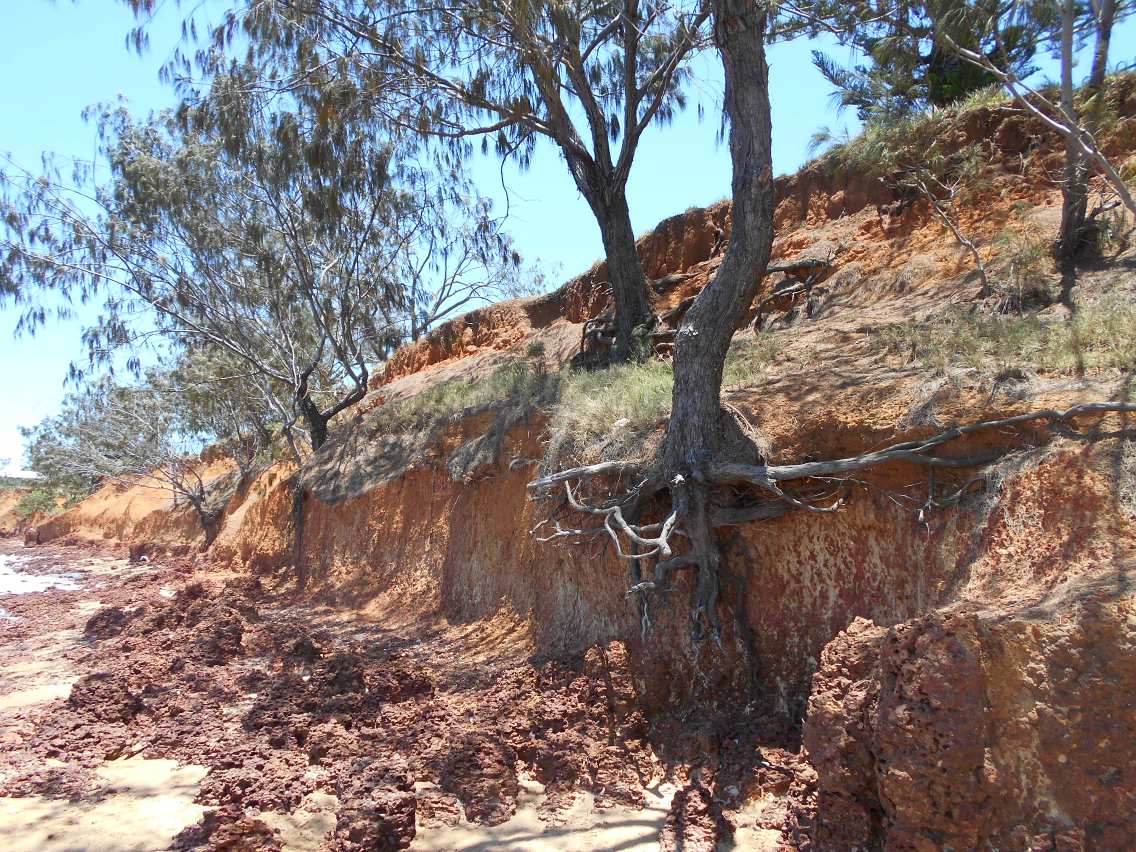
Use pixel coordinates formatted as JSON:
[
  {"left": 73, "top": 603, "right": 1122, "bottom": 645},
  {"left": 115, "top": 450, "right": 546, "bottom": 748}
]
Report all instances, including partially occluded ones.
[
  {"left": 0, "top": 540, "right": 813, "bottom": 850},
  {"left": 12, "top": 88, "right": 1136, "bottom": 848}
]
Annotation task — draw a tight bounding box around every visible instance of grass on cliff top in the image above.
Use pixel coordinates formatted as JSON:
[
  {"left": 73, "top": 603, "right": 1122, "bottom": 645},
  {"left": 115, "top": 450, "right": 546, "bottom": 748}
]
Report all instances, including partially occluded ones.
[
  {"left": 542, "top": 332, "right": 783, "bottom": 464},
  {"left": 367, "top": 358, "right": 562, "bottom": 437},
  {"left": 882, "top": 294, "right": 1136, "bottom": 375},
  {"left": 810, "top": 71, "right": 1136, "bottom": 180},
  {"left": 364, "top": 290, "right": 1136, "bottom": 472},
  {"left": 366, "top": 333, "right": 783, "bottom": 466}
]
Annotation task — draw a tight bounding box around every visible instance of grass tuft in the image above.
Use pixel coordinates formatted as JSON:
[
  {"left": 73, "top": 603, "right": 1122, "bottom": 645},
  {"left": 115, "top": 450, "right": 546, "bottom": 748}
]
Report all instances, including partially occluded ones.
[
  {"left": 369, "top": 358, "right": 562, "bottom": 437},
  {"left": 545, "top": 358, "right": 675, "bottom": 465},
  {"left": 881, "top": 294, "right": 1136, "bottom": 374}
]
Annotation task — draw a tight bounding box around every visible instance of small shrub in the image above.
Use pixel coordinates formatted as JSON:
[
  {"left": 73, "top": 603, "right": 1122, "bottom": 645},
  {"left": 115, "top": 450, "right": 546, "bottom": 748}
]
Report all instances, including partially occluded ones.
[
  {"left": 1091, "top": 205, "right": 1132, "bottom": 255},
  {"left": 990, "top": 223, "right": 1056, "bottom": 309},
  {"left": 14, "top": 487, "right": 59, "bottom": 519}
]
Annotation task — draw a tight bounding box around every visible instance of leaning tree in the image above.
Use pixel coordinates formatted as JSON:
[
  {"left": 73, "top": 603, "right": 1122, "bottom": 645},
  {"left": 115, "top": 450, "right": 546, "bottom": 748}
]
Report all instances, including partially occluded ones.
[
  {"left": 1, "top": 68, "right": 521, "bottom": 457},
  {"left": 529, "top": 0, "right": 777, "bottom": 643},
  {"left": 126, "top": 0, "right": 715, "bottom": 362}
]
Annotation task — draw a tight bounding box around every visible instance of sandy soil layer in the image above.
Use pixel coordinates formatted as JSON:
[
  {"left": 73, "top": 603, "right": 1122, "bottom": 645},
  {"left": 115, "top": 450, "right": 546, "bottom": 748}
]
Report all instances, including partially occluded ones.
[{"left": 0, "top": 540, "right": 813, "bottom": 850}]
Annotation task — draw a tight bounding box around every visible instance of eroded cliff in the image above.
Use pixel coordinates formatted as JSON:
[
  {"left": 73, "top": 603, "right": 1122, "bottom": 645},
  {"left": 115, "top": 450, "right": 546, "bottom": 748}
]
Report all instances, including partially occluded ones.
[{"left": 19, "top": 88, "right": 1136, "bottom": 849}]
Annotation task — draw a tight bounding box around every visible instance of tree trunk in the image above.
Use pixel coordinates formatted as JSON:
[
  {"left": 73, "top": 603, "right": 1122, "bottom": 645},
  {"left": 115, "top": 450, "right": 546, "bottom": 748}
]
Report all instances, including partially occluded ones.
[
  {"left": 665, "top": 0, "right": 775, "bottom": 472},
  {"left": 299, "top": 394, "right": 329, "bottom": 450},
  {"left": 291, "top": 479, "right": 308, "bottom": 589},
  {"left": 1056, "top": 0, "right": 1087, "bottom": 262},
  {"left": 590, "top": 188, "right": 655, "bottom": 362},
  {"left": 661, "top": 0, "right": 775, "bottom": 638},
  {"left": 188, "top": 495, "right": 221, "bottom": 548},
  {"left": 1089, "top": 0, "right": 1116, "bottom": 92}
]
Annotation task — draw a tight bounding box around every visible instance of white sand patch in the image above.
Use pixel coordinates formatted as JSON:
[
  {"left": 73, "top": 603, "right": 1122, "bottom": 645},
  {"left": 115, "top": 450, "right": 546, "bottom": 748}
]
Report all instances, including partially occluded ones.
[
  {"left": 412, "top": 775, "right": 676, "bottom": 851},
  {"left": 259, "top": 790, "right": 340, "bottom": 851},
  {"left": 0, "top": 627, "right": 83, "bottom": 710},
  {"left": 0, "top": 757, "right": 207, "bottom": 852}
]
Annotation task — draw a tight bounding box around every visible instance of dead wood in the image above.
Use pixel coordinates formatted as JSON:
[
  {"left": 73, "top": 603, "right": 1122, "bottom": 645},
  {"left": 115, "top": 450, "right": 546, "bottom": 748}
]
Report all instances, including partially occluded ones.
[{"left": 708, "top": 401, "right": 1136, "bottom": 487}]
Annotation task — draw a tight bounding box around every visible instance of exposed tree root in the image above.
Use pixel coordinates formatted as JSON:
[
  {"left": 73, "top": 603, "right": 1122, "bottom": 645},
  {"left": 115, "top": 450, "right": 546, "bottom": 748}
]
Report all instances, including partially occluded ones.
[
  {"left": 708, "top": 401, "right": 1136, "bottom": 487},
  {"left": 528, "top": 400, "right": 1136, "bottom": 645}
]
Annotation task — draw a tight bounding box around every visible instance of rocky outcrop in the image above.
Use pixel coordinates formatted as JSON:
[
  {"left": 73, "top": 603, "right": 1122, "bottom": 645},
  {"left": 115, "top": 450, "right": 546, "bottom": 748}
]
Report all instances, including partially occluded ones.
[
  {"left": 805, "top": 448, "right": 1136, "bottom": 850},
  {"left": 807, "top": 582, "right": 1136, "bottom": 850}
]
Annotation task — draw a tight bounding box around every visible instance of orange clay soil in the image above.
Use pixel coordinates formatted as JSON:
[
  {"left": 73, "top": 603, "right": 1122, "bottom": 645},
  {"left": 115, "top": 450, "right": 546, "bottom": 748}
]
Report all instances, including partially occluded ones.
[{"left": 9, "top": 90, "right": 1136, "bottom": 849}]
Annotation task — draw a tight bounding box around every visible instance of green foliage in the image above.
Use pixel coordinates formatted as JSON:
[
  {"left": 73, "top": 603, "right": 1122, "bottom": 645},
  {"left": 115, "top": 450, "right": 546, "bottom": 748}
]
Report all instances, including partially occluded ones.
[
  {"left": 366, "top": 328, "right": 785, "bottom": 468},
  {"left": 812, "top": 71, "right": 1136, "bottom": 183},
  {"left": 787, "top": 0, "right": 1045, "bottom": 121},
  {"left": 16, "top": 360, "right": 278, "bottom": 531},
  {"left": 157, "top": 0, "right": 712, "bottom": 181},
  {"left": 13, "top": 486, "right": 62, "bottom": 520},
  {"left": 811, "top": 108, "right": 990, "bottom": 191},
  {"left": 23, "top": 378, "right": 200, "bottom": 486},
  {"left": 124, "top": 0, "right": 714, "bottom": 361},
  {"left": 1, "top": 60, "right": 530, "bottom": 458},
  {"left": 881, "top": 295, "right": 1136, "bottom": 374}
]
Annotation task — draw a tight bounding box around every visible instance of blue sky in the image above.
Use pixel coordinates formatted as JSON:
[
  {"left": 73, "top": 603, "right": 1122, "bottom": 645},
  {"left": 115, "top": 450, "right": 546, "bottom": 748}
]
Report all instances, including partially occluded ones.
[{"left": 0, "top": 2, "right": 1132, "bottom": 474}]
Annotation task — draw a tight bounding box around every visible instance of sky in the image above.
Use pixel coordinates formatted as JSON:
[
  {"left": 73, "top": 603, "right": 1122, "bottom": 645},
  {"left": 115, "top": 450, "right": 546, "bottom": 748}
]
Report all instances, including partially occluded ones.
[{"left": 0, "top": 2, "right": 1132, "bottom": 475}]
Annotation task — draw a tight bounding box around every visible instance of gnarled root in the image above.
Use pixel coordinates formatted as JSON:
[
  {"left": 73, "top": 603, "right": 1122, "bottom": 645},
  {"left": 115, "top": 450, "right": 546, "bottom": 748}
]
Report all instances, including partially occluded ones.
[{"left": 528, "top": 399, "right": 1136, "bottom": 648}]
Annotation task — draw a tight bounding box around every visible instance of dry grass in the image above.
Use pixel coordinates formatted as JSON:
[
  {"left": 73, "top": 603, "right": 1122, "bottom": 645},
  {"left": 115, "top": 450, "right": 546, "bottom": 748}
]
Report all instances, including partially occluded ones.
[
  {"left": 990, "top": 222, "right": 1057, "bottom": 306},
  {"left": 544, "top": 358, "right": 674, "bottom": 466},
  {"left": 361, "top": 328, "right": 786, "bottom": 472},
  {"left": 368, "top": 357, "right": 562, "bottom": 437},
  {"left": 881, "top": 294, "right": 1136, "bottom": 374},
  {"left": 811, "top": 71, "right": 1135, "bottom": 181},
  {"left": 1117, "top": 439, "right": 1136, "bottom": 518},
  {"left": 724, "top": 332, "right": 780, "bottom": 388},
  {"left": 544, "top": 332, "right": 785, "bottom": 465}
]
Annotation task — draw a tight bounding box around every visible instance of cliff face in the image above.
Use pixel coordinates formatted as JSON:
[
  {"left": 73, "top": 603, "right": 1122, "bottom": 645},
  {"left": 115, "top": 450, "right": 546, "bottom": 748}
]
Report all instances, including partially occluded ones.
[
  {"left": 805, "top": 450, "right": 1135, "bottom": 848},
  {"left": 24, "top": 91, "right": 1136, "bottom": 848}
]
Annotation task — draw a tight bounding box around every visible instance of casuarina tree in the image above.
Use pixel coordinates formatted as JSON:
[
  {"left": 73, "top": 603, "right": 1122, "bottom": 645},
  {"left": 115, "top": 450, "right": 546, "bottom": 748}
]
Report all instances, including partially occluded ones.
[{"left": 125, "top": 0, "right": 715, "bottom": 362}]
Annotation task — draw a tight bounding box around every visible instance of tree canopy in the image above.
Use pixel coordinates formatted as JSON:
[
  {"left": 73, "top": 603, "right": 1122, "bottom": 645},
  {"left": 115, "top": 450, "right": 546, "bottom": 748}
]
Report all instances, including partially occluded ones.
[
  {"left": 2, "top": 67, "right": 525, "bottom": 455},
  {"left": 124, "top": 0, "right": 716, "bottom": 360}
]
